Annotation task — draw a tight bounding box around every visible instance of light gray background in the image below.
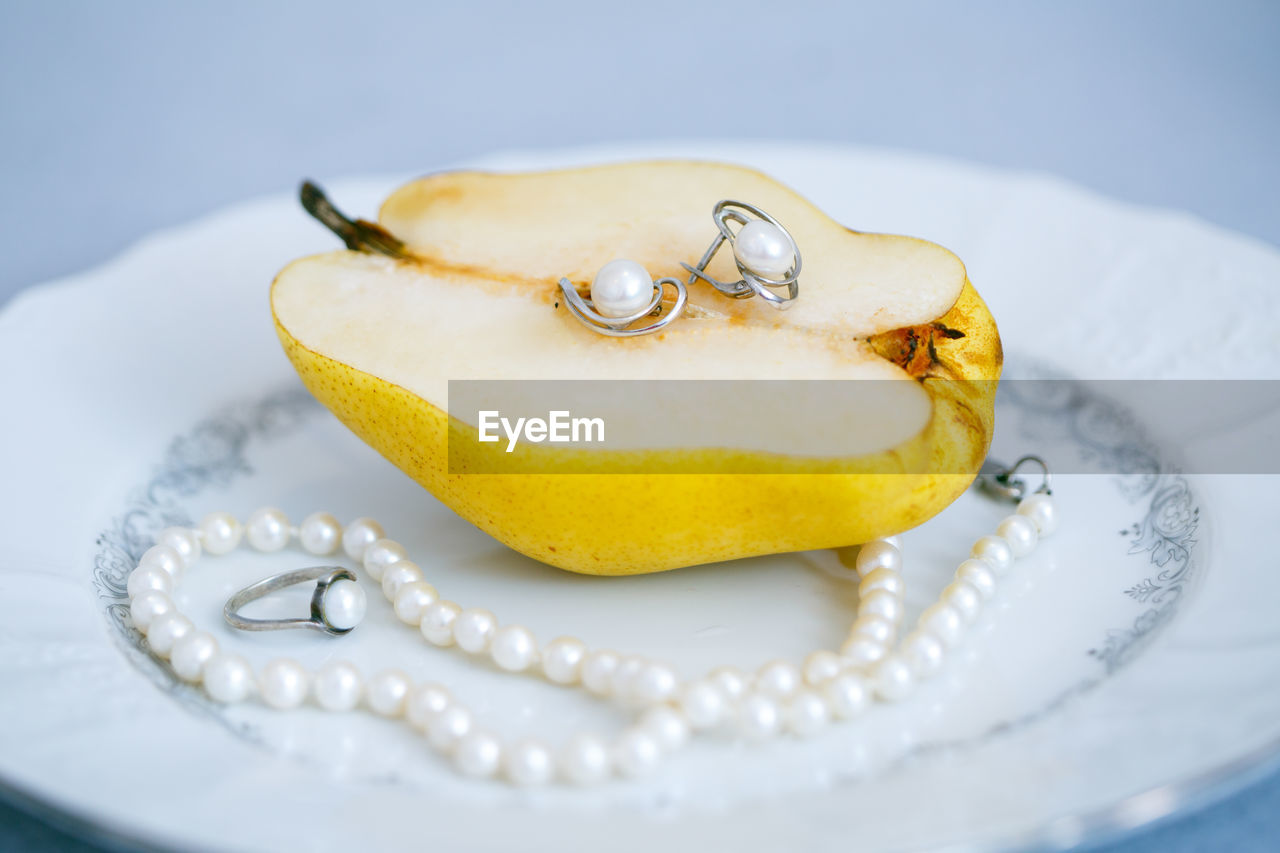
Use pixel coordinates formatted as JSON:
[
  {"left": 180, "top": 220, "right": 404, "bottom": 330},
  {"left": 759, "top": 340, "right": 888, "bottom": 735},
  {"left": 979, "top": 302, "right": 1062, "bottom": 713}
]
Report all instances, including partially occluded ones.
[{"left": 2, "top": 0, "right": 1278, "bottom": 850}]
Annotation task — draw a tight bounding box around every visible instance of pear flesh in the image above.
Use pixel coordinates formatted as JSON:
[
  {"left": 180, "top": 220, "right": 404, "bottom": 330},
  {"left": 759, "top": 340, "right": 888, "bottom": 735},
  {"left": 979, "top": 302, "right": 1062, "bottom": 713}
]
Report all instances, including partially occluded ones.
[
  {"left": 379, "top": 161, "right": 966, "bottom": 338},
  {"left": 273, "top": 252, "right": 932, "bottom": 459}
]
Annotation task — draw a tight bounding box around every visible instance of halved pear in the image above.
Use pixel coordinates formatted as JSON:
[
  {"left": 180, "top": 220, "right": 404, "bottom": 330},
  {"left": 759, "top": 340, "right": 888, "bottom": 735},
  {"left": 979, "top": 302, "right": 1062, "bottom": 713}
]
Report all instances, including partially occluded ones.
[{"left": 272, "top": 161, "right": 1001, "bottom": 575}]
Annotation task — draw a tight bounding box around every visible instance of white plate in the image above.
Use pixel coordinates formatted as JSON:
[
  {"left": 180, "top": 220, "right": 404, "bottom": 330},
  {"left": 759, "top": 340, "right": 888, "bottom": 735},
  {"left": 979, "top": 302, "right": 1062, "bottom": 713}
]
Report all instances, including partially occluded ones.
[{"left": 2, "top": 142, "right": 1279, "bottom": 852}]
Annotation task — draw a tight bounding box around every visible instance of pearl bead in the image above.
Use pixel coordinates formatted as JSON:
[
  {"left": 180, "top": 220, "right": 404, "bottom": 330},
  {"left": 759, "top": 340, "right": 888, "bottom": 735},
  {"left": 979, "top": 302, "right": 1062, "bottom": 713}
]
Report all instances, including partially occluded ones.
[
  {"left": 737, "top": 693, "right": 782, "bottom": 740},
  {"left": 733, "top": 219, "right": 795, "bottom": 279},
  {"left": 708, "top": 665, "right": 750, "bottom": 702},
  {"left": 146, "top": 612, "right": 193, "bottom": 657},
  {"left": 859, "top": 589, "right": 904, "bottom": 624},
  {"left": 561, "top": 733, "right": 611, "bottom": 785},
  {"left": 610, "top": 655, "right": 648, "bottom": 704},
  {"left": 590, "top": 259, "right": 653, "bottom": 319},
  {"left": 870, "top": 655, "right": 915, "bottom": 702},
  {"left": 260, "top": 658, "right": 309, "bottom": 709},
  {"left": 427, "top": 705, "right": 473, "bottom": 752},
  {"left": 204, "top": 653, "right": 254, "bottom": 703},
  {"left": 677, "top": 680, "right": 726, "bottom": 730},
  {"left": 170, "top": 631, "right": 218, "bottom": 682},
  {"left": 138, "top": 544, "right": 183, "bottom": 579},
  {"left": 505, "top": 739, "right": 555, "bottom": 787},
  {"left": 341, "top": 517, "right": 384, "bottom": 561},
  {"left": 971, "top": 535, "right": 1014, "bottom": 575},
  {"left": 901, "top": 630, "right": 946, "bottom": 679},
  {"left": 490, "top": 625, "right": 537, "bottom": 672},
  {"left": 640, "top": 705, "right": 691, "bottom": 751},
  {"left": 920, "top": 602, "right": 965, "bottom": 648},
  {"left": 756, "top": 660, "right": 802, "bottom": 699},
  {"left": 453, "top": 608, "right": 497, "bottom": 654},
  {"left": 406, "top": 683, "right": 451, "bottom": 730},
  {"left": 786, "top": 691, "right": 831, "bottom": 737},
  {"left": 198, "top": 512, "right": 242, "bottom": 555},
  {"left": 581, "top": 650, "right": 620, "bottom": 696},
  {"left": 362, "top": 538, "right": 408, "bottom": 580},
  {"left": 321, "top": 578, "right": 366, "bottom": 631},
  {"left": 127, "top": 565, "right": 172, "bottom": 599},
  {"left": 955, "top": 558, "right": 997, "bottom": 600},
  {"left": 802, "top": 650, "right": 845, "bottom": 686},
  {"left": 455, "top": 730, "right": 502, "bottom": 778},
  {"left": 633, "top": 661, "right": 678, "bottom": 705},
  {"left": 1017, "top": 493, "right": 1059, "bottom": 537},
  {"left": 840, "top": 636, "right": 887, "bottom": 667},
  {"left": 155, "top": 527, "right": 200, "bottom": 567},
  {"left": 824, "top": 673, "right": 871, "bottom": 719},
  {"left": 298, "top": 511, "right": 342, "bottom": 556},
  {"left": 314, "top": 661, "right": 363, "bottom": 712},
  {"left": 849, "top": 614, "right": 895, "bottom": 646},
  {"left": 366, "top": 669, "right": 410, "bottom": 717},
  {"left": 854, "top": 540, "right": 902, "bottom": 578},
  {"left": 541, "top": 636, "right": 587, "bottom": 685},
  {"left": 997, "top": 514, "right": 1039, "bottom": 558},
  {"left": 380, "top": 561, "right": 424, "bottom": 601},
  {"left": 245, "top": 507, "right": 290, "bottom": 552},
  {"left": 129, "top": 590, "right": 173, "bottom": 632},
  {"left": 420, "top": 600, "right": 461, "bottom": 646},
  {"left": 859, "top": 567, "right": 904, "bottom": 599},
  {"left": 942, "top": 579, "right": 983, "bottom": 624},
  {"left": 392, "top": 581, "right": 438, "bottom": 625},
  {"left": 613, "top": 728, "right": 661, "bottom": 777}
]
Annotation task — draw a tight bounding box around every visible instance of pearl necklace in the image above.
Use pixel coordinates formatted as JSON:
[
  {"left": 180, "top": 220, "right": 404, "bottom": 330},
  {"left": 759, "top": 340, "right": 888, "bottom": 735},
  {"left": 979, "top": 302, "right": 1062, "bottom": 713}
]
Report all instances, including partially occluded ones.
[{"left": 124, "top": 492, "right": 1059, "bottom": 786}]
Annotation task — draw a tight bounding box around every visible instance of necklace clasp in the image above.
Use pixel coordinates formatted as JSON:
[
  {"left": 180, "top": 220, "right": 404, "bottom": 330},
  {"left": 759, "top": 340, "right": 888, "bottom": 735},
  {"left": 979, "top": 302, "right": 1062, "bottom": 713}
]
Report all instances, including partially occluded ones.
[{"left": 978, "top": 455, "right": 1053, "bottom": 502}]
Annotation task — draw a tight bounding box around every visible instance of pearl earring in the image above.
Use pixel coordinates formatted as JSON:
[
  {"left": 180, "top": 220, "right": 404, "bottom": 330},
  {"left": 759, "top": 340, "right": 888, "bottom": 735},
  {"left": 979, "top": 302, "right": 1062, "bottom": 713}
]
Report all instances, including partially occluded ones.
[
  {"left": 558, "top": 199, "right": 800, "bottom": 337},
  {"left": 558, "top": 259, "right": 689, "bottom": 337},
  {"left": 682, "top": 200, "right": 801, "bottom": 309}
]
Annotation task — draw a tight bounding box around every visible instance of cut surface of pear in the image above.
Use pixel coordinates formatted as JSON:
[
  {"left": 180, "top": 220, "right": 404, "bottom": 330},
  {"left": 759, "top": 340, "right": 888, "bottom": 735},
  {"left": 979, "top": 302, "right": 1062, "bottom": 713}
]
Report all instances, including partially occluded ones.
[
  {"left": 379, "top": 161, "right": 966, "bottom": 337},
  {"left": 273, "top": 161, "right": 1001, "bottom": 574},
  {"left": 274, "top": 252, "right": 933, "bottom": 460}
]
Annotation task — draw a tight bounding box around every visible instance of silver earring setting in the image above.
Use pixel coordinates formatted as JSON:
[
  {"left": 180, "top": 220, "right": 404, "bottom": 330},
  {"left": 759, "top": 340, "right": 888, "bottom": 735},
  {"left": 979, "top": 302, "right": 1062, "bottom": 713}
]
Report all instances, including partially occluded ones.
[
  {"left": 558, "top": 259, "right": 688, "bottom": 337},
  {"left": 560, "top": 200, "right": 800, "bottom": 336},
  {"left": 682, "top": 200, "right": 801, "bottom": 310}
]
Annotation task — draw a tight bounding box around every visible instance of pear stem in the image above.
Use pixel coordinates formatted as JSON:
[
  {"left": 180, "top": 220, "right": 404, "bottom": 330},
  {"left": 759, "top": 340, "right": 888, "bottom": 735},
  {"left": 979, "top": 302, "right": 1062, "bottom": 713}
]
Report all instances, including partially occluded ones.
[{"left": 299, "top": 181, "right": 409, "bottom": 258}]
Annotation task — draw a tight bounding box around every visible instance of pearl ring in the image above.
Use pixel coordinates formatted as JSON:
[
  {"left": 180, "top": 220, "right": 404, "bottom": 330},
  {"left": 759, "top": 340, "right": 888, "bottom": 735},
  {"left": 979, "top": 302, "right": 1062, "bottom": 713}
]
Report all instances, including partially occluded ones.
[
  {"left": 223, "top": 566, "right": 367, "bottom": 636},
  {"left": 681, "top": 199, "right": 801, "bottom": 310}
]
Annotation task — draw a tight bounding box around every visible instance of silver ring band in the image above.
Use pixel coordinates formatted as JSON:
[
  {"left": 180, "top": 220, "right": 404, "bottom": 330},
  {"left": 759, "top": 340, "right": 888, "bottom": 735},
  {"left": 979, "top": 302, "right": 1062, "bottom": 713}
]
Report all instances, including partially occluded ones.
[{"left": 223, "top": 566, "right": 358, "bottom": 636}]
